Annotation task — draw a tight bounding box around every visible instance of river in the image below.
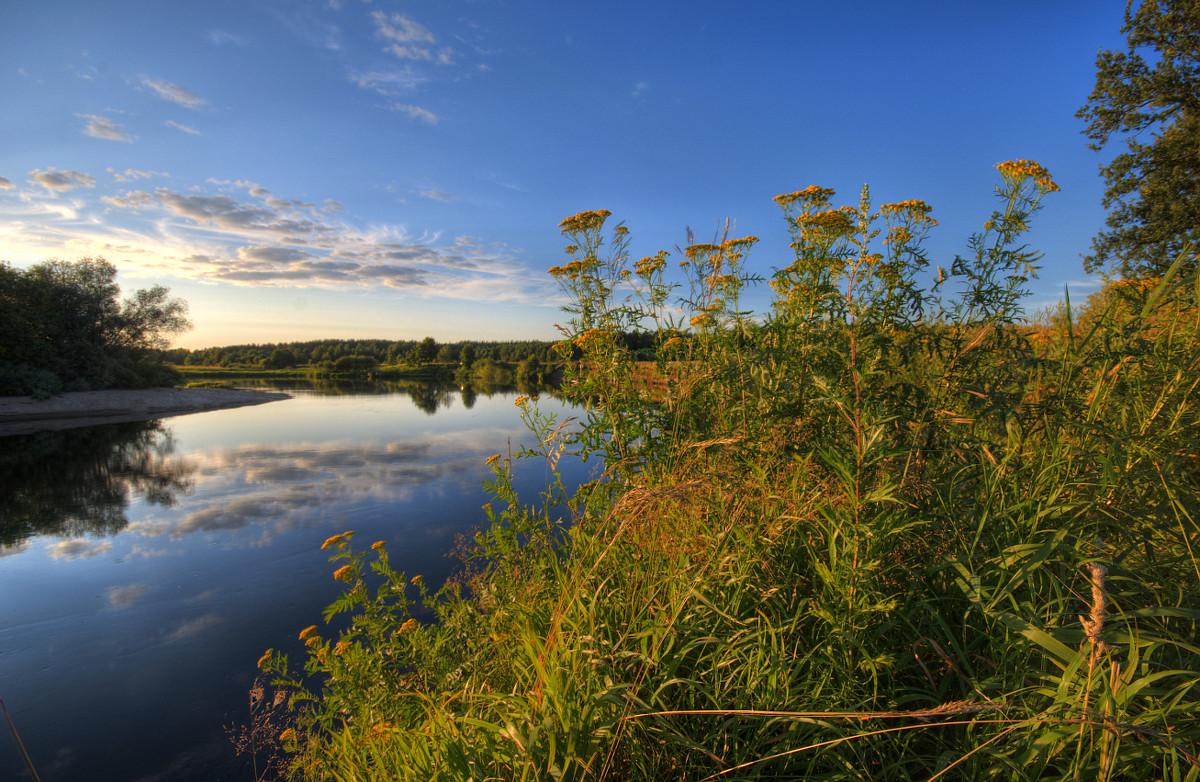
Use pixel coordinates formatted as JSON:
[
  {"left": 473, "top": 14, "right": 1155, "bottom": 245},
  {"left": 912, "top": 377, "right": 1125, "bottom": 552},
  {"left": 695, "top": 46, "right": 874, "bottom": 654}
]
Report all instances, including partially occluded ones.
[{"left": 0, "top": 380, "right": 589, "bottom": 781}]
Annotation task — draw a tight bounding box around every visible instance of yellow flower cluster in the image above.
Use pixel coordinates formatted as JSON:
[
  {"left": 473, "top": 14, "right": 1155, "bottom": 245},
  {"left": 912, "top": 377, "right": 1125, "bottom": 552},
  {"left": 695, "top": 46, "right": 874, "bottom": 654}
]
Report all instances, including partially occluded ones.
[
  {"left": 299, "top": 625, "right": 319, "bottom": 641},
  {"left": 547, "top": 259, "right": 586, "bottom": 278},
  {"left": 662, "top": 336, "right": 683, "bottom": 350},
  {"left": 398, "top": 618, "right": 420, "bottom": 634},
  {"left": 320, "top": 531, "right": 354, "bottom": 550},
  {"left": 334, "top": 640, "right": 351, "bottom": 656},
  {"left": 486, "top": 454, "right": 502, "bottom": 465},
  {"left": 684, "top": 243, "right": 719, "bottom": 262},
  {"left": 513, "top": 395, "right": 530, "bottom": 407},
  {"left": 257, "top": 649, "right": 273, "bottom": 669},
  {"left": 370, "top": 540, "right": 386, "bottom": 551},
  {"left": 558, "top": 209, "right": 612, "bottom": 233},
  {"left": 574, "top": 328, "right": 609, "bottom": 349},
  {"left": 773, "top": 185, "right": 836, "bottom": 208},
  {"left": 996, "top": 160, "right": 1061, "bottom": 192},
  {"left": 635, "top": 252, "right": 667, "bottom": 276},
  {"left": 880, "top": 199, "right": 937, "bottom": 225},
  {"left": 798, "top": 208, "right": 854, "bottom": 236},
  {"left": 333, "top": 565, "right": 354, "bottom": 582}
]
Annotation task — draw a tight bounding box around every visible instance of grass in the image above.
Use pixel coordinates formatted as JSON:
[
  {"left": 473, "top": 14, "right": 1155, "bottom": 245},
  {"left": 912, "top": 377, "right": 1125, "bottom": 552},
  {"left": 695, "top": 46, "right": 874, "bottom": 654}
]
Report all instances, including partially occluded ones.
[{"left": 247, "top": 163, "right": 1199, "bottom": 781}]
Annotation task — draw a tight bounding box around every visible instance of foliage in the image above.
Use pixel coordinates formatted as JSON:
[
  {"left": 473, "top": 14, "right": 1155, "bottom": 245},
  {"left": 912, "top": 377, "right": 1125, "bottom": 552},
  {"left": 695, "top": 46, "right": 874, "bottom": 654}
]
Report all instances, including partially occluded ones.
[
  {"left": 1077, "top": 0, "right": 1200, "bottom": 279},
  {"left": 255, "top": 163, "right": 1200, "bottom": 781},
  {"left": 0, "top": 257, "right": 190, "bottom": 396}
]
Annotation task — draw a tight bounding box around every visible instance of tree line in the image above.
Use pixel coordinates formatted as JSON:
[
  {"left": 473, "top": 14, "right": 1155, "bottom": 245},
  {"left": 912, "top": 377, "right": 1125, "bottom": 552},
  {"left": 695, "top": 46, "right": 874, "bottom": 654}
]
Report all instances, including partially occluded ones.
[{"left": 0, "top": 258, "right": 191, "bottom": 397}]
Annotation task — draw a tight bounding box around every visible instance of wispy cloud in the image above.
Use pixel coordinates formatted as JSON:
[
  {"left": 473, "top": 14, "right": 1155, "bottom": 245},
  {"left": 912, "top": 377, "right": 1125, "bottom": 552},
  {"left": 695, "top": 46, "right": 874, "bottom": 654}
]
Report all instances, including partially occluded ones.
[
  {"left": 80, "top": 114, "right": 135, "bottom": 141},
  {"left": 206, "top": 29, "right": 248, "bottom": 47},
  {"left": 5, "top": 173, "right": 555, "bottom": 305},
  {"left": 108, "top": 168, "right": 165, "bottom": 182},
  {"left": 349, "top": 68, "right": 426, "bottom": 97},
  {"left": 141, "top": 77, "right": 208, "bottom": 108},
  {"left": 389, "top": 103, "right": 438, "bottom": 124},
  {"left": 29, "top": 167, "right": 97, "bottom": 191},
  {"left": 372, "top": 11, "right": 435, "bottom": 60},
  {"left": 420, "top": 190, "right": 452, "bottom": 202},
  {"left": 165, "top": 119, "right": 201, "bottom": 135},
  {"left": 0, "top": 176, "right": 13, "bottom": 190}
]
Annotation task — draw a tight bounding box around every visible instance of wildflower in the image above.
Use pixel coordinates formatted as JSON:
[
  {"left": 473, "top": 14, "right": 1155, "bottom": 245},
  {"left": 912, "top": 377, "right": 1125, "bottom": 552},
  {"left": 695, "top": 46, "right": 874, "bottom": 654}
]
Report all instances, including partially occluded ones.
[
  {"left": 333, "top": 565, "right": 354, "bottom": 582},
  {"left": 486, "top": 454, "right": 502, "bottom": 465},
  {"left": 662, "top": 336, "right": 682, "bottom": 350},
  {"left": 411, "top": 574, "right": 424, "bottom": 586},
  {"left": 558, "top": 209, "right": 611, "bottom": 234},
  {"left": 334, "top": 640, "right": 351, "bottom": 656},
  {"left": 298, "top": 625, "right": 319, "bottom": 641},
  {"left": 256, "top": 649, "right": 273, "bottom": 669},
  {"left": 279, "top": 729, "right": 296, "bottom": 743},
  {"left": 398, "top": 618, "right": 420, "bottom": 634},
  {"left": 513, "top": 395, "right": 529, "bottom": 407},
  {"left": 320, "top": 531, "right": 353, "bottom": 550},
  {"left": 482, "top": 502, "right": 493, "bottom": 512},
  {"left": 306, "top": 636, "right": 322, "bottom": 648}
]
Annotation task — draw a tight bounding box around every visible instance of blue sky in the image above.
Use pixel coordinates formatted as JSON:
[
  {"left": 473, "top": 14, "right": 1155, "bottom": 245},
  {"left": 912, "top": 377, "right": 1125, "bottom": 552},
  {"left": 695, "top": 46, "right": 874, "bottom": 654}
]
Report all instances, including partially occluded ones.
[{"left": 2, "top": 0, "right": 1127, "bottom": 349}]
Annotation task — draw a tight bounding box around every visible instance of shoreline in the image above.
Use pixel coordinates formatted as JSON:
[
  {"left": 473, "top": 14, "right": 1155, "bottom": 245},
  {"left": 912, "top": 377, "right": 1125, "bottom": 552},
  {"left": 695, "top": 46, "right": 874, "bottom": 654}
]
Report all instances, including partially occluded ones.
[{"left": 0, "top": 386, "right": 292, "bottom": 436}]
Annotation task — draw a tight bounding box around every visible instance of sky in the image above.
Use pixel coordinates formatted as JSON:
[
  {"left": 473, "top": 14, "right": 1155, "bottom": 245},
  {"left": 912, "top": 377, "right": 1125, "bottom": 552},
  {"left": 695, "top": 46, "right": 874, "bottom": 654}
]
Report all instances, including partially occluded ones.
[{"left": 1, "top": 0, "right": 1130, "bottom": 350}]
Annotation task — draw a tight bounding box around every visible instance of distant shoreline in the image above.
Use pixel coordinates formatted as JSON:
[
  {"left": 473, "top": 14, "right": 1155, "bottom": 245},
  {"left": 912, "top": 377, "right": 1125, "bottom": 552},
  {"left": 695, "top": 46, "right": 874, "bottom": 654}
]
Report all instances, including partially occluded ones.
[{"left": 0, "top": 387, "right": 292, "bottom": 436}]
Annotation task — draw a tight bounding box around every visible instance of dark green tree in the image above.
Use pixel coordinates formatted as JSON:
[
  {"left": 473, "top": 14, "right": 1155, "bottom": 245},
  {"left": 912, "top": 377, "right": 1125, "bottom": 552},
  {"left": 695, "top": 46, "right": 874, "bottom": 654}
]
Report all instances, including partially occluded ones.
[
  {"left": 1077, "top": 0, "right": 1200, "bottom": 278},
  {"left": 407, "top": 336, "right": 438, "bottom": 365}
]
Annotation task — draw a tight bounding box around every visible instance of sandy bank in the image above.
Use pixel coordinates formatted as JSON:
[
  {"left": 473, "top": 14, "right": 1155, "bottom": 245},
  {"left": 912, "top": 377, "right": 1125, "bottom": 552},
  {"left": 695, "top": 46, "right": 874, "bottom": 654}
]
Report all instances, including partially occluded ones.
[{"left": 0, "top": 387, "right": 292, "bottom": 436}]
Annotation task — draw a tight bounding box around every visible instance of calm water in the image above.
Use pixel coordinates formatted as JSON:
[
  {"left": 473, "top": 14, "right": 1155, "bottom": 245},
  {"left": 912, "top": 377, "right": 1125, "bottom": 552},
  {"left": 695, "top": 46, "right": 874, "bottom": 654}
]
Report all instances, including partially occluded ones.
[{"left": 0, "top": 381, "right": 589, "bottom": 781}]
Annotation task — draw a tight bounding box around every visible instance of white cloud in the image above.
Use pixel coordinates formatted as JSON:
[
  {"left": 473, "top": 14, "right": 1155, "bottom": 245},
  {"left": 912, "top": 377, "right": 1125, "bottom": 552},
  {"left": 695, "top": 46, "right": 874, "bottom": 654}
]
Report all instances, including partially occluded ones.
[
  {"left": 389, "top": 103, "right": 438, "bottom": 124},
  {"left": 372, "top": 11, "right": 435, "bottom": 46},
  {"left": 165, "top": 120, "right": 201, "bottom": 135},
  {"left": 141, "top": 77, "right": 207, "bottom": 108},
  {"left": 80, "top": 114, "right": 134, "bottom": 141},
  {"left": 29, "top": 168, "right": 97, "bottom": 191},
  {"left": 0, "top": 176, "right": 13, "bottom": 189},
  {"left": 108, "top": 168, "right": 165, "bottom": 182},
  {"left": 420, "top": 190, "right": 452, "bottom": 202}
]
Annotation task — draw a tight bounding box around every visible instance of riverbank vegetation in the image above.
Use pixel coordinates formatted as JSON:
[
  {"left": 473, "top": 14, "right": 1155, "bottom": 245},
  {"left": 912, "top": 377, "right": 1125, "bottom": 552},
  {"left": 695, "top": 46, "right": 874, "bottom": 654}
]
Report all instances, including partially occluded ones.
[
  {"left": 0, "top": 258, "right": 191, "bottom": 397},
  {"left": 251, "top": 160, "right": 1199, "bottom": 780}
]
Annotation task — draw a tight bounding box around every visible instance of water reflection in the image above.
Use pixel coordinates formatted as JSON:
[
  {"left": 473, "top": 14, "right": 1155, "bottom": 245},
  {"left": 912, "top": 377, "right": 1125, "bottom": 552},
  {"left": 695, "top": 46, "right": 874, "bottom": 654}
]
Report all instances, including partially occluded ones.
[{"left": 0, "top": 421, "right": 193, "bottom": 548}]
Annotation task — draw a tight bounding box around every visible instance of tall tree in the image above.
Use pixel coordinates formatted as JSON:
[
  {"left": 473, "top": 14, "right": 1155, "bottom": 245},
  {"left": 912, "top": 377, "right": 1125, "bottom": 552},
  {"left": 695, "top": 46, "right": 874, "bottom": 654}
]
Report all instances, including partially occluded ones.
[{"left": 1077, "top": 0, "right": 1200, "bottom": 278}]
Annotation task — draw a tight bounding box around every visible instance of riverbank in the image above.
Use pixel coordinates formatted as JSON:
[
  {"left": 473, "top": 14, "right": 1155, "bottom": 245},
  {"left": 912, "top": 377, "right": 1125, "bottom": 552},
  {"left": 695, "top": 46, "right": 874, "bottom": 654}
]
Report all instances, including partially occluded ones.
[{"left": 0, "top": 386, "right": 292, "bottom": 436}]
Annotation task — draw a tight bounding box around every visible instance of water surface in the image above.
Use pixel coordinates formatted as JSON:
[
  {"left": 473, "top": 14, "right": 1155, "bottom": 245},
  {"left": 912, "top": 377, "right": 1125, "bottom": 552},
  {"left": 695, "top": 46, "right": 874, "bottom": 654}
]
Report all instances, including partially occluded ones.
[{"left": 0, "top": 382, "right": 586, "bottom": 781}]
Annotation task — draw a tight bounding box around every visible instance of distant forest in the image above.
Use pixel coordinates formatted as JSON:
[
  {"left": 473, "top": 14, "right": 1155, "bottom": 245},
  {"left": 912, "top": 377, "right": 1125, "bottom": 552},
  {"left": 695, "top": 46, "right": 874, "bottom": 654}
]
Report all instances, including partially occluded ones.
[{"left": 158, "top": 333, "right": 661, "bottom": 369}]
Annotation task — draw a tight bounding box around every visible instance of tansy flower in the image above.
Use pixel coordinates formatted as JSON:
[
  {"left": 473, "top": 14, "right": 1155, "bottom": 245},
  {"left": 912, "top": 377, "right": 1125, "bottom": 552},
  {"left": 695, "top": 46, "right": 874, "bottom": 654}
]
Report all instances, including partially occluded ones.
[
  {"left": 485, "top": 454, "right": 502, "bottom": 465},
  {"left": 305, "top": 636, "right": 322, "bottom": 648},
  {"left": 279, "top": 729, "right": 296, "bottom": 743},
  {"left": 333, "top": 565, "right": 354, "bottom": 581},
  {"left": 371, "top": 540, "right": 386, "bottom": 551},
  {"left": 513, "top": 395, "right": 529, "bottom": 407},
  {"left": 411, "top": 574, "right": 424, "bottom": 586},
  {"left": 334, "top": 641, "right": 351, "bottom": 656},
  {"left": 257, "top": 649, "right": 273, "bottom": 669},
  {"left": 320, "top": 531, "right": 353, "bottom": 550},
  {"left": 298, "top": 625, "right": 319, "bottom": 641},
  {"left": 398, "top": 618, "right": 420, "bottom": 634}
]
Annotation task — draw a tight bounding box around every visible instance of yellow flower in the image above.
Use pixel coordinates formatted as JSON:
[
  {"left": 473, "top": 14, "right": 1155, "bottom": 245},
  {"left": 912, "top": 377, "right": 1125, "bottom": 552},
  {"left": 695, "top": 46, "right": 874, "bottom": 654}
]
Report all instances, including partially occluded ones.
[
  {"left": 320, "top": 531, "right": 354, "bottom": 550},
  {"left": 256, "top": 649, "right": 273, "bottom": 669},
  {"left": 558, "top": 209, "right": 612, "bottom": 234},
  {"left": 298, "top": 625, "right": 319, "bottom": 641},
  {"left": 486, "top": 454, "right": 502, "bottom": 465},
  {"left": 513, "top": 395, "right": 530, "bottom": 407},
  {"left": 333, "top": 565, "right": 354, "bottom": 582},
  {"left": 305, "top": 636, "right": 322, "bottom": 648},
  {"left": 662, "top": 336, "right": 682, "bottom": 350},
  {"left": 371, "top": 540, "right": 386, "bottom": 551},
  {"left": 279, "top": 728, "right": 296, "bottom": 743},
  {"left": 334, "top": 641, "right": 351, "bottom": 656},
  {"left": 398, "top": 618, "right": 420, "bottom": 634},
  {"left": 411, "top": 574, "right": 424, "bottom": 586}
]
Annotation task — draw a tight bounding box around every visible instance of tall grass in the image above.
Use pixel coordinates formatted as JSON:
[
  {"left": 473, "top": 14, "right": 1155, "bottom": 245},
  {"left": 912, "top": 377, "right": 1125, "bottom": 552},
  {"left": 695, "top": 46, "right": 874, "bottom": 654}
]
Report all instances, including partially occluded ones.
[{"left": 253, "top": 161, "right": 1199, "bottom": 780}]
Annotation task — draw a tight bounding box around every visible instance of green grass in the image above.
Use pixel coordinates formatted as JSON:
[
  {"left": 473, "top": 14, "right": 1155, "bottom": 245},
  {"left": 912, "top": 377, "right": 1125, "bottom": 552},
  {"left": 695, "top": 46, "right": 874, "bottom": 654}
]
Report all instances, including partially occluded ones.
[{"left": 247, "top": 164, "right": 1199, "bottom": 781}]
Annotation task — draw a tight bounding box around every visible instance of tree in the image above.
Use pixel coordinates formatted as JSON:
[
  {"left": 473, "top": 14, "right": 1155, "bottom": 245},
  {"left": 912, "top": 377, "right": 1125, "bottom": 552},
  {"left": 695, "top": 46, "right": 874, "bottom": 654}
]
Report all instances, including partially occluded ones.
[
  {"left": 407, "top": 336, "right": 438, "bottom": 365},
  {"left": 1077, "top": 0, "right": 1200, "bottom": 278}
]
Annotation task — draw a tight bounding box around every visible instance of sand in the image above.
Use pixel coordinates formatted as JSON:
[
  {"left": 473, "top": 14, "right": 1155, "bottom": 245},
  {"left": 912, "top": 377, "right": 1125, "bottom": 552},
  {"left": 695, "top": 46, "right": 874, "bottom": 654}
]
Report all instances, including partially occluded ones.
[{"left": 0, "top": 386, "right": 292, "bottom": 436}]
